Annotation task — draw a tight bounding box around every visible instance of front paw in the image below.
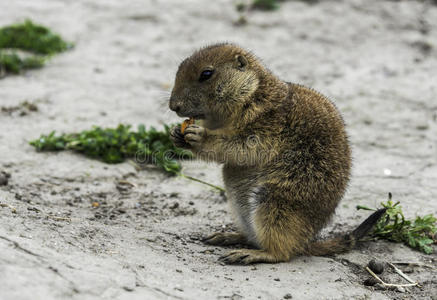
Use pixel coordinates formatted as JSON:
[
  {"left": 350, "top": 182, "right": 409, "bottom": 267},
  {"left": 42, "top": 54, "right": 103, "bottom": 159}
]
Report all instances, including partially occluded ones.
[
  {"left": 184, "top": 125, "right": 206, "bottom": 149},
  {"left": 170, "top": 125, "right": 190, "bottom": 149}
]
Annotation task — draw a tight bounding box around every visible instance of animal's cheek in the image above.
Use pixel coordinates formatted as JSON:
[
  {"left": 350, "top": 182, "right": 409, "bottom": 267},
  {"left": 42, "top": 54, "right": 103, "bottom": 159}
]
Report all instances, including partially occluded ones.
[
  {"left": 214, "top": 83, "right": 230, "bottom": 102},
  {"left": 182, "top": 87, "right": 191, "bottom": 96}
]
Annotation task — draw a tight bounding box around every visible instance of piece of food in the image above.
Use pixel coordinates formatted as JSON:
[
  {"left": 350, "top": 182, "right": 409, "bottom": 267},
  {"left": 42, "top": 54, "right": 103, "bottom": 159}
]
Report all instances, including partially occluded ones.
[{"left": 181, "top": 117, "right": 195, "bottom": 134}]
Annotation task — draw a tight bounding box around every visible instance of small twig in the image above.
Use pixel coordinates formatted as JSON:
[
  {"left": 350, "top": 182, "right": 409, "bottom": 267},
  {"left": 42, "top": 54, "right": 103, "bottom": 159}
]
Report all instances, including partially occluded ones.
[
  {"left": 356, "top": 205, "right": 375, "bottom": 211},
  {"left": 128, "top": 159, "right": 225, "bottom": 192},
  {"left": 365, "top": 267, "right": 387, "bottom": 286},
  {"left": 365, "top": 267, "right": 418, "bottom": 288},
  {"left": 0, "top": 203, "right": 17, "bottom": 213},
  {"left": 178, "top": 172, "right": 225, "bottom": 193},
  {"left": 117, "top": 179, "right": 136, "bottom": 187},
  {"left": 392, "top": 262, "right": 435, "bottom": 269},
  {"left": 388, "top": 263, "right": 421, "bottom": 287}
]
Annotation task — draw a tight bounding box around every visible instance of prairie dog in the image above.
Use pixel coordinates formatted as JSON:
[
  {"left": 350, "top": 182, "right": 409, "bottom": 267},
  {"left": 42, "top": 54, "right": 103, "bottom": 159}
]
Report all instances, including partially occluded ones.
[{"left": 169, "top": 43, "right": 385, "bottom": 264}]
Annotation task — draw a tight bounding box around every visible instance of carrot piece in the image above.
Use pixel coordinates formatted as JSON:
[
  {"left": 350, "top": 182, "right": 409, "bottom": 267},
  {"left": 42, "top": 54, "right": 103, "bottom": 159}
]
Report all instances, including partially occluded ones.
[{"left": 181, "top": 117, "right": 195, "bottom": 134}]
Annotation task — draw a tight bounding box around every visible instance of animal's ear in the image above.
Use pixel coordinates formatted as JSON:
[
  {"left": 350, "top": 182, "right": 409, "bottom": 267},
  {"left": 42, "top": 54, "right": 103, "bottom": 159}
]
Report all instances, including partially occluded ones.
[{"left": 234, "top": 55, "right": 248, "bottom": 71}]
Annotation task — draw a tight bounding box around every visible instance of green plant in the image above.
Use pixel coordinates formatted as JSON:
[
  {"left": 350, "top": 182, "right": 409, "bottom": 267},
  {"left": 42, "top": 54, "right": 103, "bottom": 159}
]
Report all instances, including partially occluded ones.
[
  {"left": 30, "top": 124, "right": 225, "bottom": 192},
  {"left": 357, "top": 193, "right": 437, "bottom": 254},
  {"left": 30, "top": 124, "right": 190, "bottom": 174},
  {"left": 0, "top": 52, "right": 44, "bottom": 74},
  {"left": 236, "top": 2, "right": 247, "bottom": 12},
  {"left": 252, "top": 0, "right": 280, "bottom": 10},
  {"left": 0, "top": 20, "right": 72, "bottom": 76},
  {"left": 0, "top": 20, "right": 72, "bottom": 55}
]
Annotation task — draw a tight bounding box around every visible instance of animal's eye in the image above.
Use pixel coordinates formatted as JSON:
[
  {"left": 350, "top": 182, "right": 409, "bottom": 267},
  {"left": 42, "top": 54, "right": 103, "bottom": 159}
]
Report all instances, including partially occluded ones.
[{"left": 199, "top": 70, "right": 214, "bottom": 82}]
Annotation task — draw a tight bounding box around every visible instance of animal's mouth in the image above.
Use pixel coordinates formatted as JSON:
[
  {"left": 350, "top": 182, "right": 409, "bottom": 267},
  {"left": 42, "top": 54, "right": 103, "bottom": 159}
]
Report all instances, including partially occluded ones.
[
  {"left": 190, "top": 114, "right": 206, "bottom": 120},
  {"left": 177, "top": 111, "right": 206, "bottom": 119}
]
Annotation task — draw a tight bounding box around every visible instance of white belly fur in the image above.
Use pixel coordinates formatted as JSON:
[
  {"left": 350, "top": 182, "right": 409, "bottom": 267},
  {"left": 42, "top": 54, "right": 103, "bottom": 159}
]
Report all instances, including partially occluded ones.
[{"left": 225, "top": 184, "right": 260, "bottom": 247}]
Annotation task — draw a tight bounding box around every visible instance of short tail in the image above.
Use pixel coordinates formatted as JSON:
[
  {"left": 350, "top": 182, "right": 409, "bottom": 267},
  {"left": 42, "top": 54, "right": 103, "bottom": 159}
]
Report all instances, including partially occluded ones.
[{"left": 306, "top": 208, "right": 387, "bottom": 256}]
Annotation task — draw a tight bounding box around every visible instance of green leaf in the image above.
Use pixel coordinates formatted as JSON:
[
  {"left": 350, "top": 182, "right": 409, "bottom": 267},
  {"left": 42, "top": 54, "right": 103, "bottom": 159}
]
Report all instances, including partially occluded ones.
[
  {"left": 29, "top": 124, "right": 190, "bottom": 175},
  {"left": 0, "top": 20, "right": 72, "bottom": 77},
  {"left": 0, "top": 19, "right": 73, "bottom": 55},
  {"left": 358, "top": 194, "right": 437, "bottom": 254},
  {"left": 252, "top": 0, "right": 279, "bottom": 10}
]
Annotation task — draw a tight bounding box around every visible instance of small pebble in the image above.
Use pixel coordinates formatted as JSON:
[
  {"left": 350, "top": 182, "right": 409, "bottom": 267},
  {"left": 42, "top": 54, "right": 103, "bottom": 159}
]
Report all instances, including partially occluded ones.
[
  {"left": 283, "top": 294, "right": 293, "bottom": 299},
  {"left": 0, "top": 171, "right": 10, "bottom": 186},
  {"left": 363, "top": 278, "right": 378, "bottom": 286},
  {"left": 169, "top": 202, "right": 179, "bottom": 209},
  {"left": 117, "top": 208, "right": 126, "bottom": 214},
  {"left": 368, "top": 259, "right": 384, "bottom": 274}
]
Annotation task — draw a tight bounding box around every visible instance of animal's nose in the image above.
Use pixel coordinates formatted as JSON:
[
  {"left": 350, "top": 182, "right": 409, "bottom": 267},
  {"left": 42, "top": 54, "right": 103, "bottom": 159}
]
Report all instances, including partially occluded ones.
[
  {"left": 169, "top": 98, "right": 181, "bottom": 112},
  {"left": 173, "top": 104, "right": 181, "bottom": 113}
]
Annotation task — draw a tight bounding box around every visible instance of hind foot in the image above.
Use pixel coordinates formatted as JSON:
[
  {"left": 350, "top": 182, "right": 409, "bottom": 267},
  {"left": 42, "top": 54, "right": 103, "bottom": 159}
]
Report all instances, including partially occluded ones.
[
  {"left": 219, "top": 249, "right": 289, "bottom": 265},
  {"left": 203, "top": 232, "right": 247, "bottom": 246}
]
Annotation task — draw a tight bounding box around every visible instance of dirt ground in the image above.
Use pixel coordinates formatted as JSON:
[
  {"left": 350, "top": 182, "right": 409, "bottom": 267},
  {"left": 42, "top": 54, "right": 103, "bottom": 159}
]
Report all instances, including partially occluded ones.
[{"left": 1, "top": 0, "right": 436, "bottom": 299}]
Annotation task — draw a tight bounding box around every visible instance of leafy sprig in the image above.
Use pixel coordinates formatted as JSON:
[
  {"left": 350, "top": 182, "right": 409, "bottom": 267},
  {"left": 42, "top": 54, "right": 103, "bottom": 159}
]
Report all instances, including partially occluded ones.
[
  {"left": 0, "top": 20, "right": 72, "bottom": 76},
  {"left": 29, "top": 124, "right": 191, "bottom": 175},
  {"left": 30, "top": 124, "right": 225, "bottom": 192},
  {"left": 252, "top": 0, "right": 280, "bottom": 10},
  {"left": 357, "top": 193, "right": 437, "bottom": 254},
  {"left": 0, "top": 52, "right": 45, "bottom": 74},
  {"left": 0, "top": 19, "right": 72, "bottom": 55}
]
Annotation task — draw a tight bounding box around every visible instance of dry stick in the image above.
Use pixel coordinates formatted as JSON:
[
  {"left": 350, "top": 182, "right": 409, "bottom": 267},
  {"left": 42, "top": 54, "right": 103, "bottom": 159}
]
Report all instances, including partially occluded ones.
[
  {"left": 117, "top": 179, "right": 136, "bottom": 187},
  {"left": 365, "top": 267, "right": 418, "bottom": 288},
  {"left": 388, "top": 263, "right": 421, "bottom": 287},
  {"left": 0, "top": 203, "right": 16, "bottom": 213},
  {"left": 392, "top": 262, "right": 435, "bottom": 269}
]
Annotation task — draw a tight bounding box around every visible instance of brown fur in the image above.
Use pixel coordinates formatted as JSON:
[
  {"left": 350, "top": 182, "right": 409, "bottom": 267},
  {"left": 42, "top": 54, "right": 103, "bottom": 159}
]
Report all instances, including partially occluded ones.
[{"left": 169, "top": 43, "right": 384, "bottom": 264}]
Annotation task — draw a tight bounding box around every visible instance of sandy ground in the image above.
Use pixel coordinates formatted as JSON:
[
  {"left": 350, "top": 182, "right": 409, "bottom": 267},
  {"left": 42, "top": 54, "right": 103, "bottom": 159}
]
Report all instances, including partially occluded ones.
[{"left": 1, "top": 0, "right": 437, "bottom": 299}]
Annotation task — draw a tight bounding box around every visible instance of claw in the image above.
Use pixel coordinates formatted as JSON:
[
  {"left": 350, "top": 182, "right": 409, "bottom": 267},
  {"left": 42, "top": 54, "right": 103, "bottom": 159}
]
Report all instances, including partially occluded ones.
[
  {"left": 170, "top": 125, "right": 189, "bottom": 148},
  {"left": 219, "top": 250, "right": 250, "bottom": 264},
  {"left": 202, "top": 233, "right": 222, "bottom": 244}
]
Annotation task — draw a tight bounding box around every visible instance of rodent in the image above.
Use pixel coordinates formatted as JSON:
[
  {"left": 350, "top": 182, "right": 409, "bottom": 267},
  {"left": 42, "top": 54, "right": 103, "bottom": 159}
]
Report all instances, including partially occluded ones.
[{"left": 169, "top": 43, "right": 386, "bottom": 264}]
